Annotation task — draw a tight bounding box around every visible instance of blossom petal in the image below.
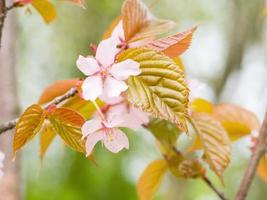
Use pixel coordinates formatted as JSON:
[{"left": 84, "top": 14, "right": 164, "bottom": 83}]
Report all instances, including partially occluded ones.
[
  {"left": 110, "top": 59, "right": 141, "bottom": 80},
  {"left": 85, "top": 131, "right": 104, "bottom": 156},
  {"left": 82, "top": 75, "right": 103, "bottom": 101},
  {"left": 82, "top": 118, "right": 103, "bottom": 139},
  {"left": 103, "top": 76, "right": 128, "bottom": 98},
  {"left": 130, "top": 106, "right": 149, "bottom": 125},
  {"left": 99, "top": 94, "right": 124, "bottom": 105},
  {"left": 96, "top": 37, "right": 120, "bottom": 67},
  {"left": 103, "top": 129, "right": 129, "bottom": 153},
  {"left": 112, "top": 20, "right": 125, "bottom": 41},
  {"left": 76, "top": 55, "right": 100, "bottom": 75}
]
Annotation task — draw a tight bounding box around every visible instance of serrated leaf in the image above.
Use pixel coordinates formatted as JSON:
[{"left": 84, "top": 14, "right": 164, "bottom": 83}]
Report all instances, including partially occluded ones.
[
  {"left": 39, "top": 123, "right": 56, "bottom": 159},
  {"left": 38, "top": 79, "right": 78, "bottom": 104},
  {"left": 257, "top": 154, "right": 267, "bottom": 182},
  {"left": 117, "top": 48, "right": 189, "bottom": 132},
  {"left": 146, "top": 27, "right": 197, "bottom": 57},
  {"left": 13, "top": 104, "right": 45, "bottom": 155},
  {"left": 148, "top": 118, "right": 180, "bottom": 151},
  {"left": 137, "top": 160, "right": 167, "bottom": 200},
  {"left": 213, "top": 103, "right": 260, "bottom": 140},
  {"left": 31, "top": 0, "right": 57, "bottom": 23},
  {"left": 48, "top": 108, "right": 85, "bottom": 153},
  {"left": 178, "top": 159, "right": 205, "bottom": 179},
  {"left": 192, "top": 113, "right": 231, "bottom": 181},
  {"left": 122, "top": 0, "right": 174, "bottom": 43}
]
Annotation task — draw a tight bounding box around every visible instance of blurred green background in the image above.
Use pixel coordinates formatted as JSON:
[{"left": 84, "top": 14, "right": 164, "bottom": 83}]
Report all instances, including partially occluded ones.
[{"left": 13, "top": 0, "right": 267, "bottom": 199}]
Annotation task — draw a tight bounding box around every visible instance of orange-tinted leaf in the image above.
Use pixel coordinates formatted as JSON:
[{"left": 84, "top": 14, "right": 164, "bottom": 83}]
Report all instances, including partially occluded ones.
[
  {"left": 257, "top": 154, "right": 267, "bottom": 182},
  {"left": 122, "top": 0, "right": 149, "bottom": 41},
  {"left": 31, "top": 0, "right": 57, "bottom": 23},
  {"left": 39, "top": 123, "right": 56, "bottom": 159},
  {"left": 51, "top": 108, "right": 85, "bottom": 127},
  {"left": 48, "top": 108, "right": 85, "bottom": 153},
  {"left": 192, "top": 113, "right": 231, "bottom": 182},
  {"left": 190, "top": 98, "right": 214, "bottom": 114},
  {"left": 122, "top": 0, "right": 174, "bottom": 43},
  {"left": 38, "top": 79, "right": 78, "bottom": 104},
  {"left": 213, "top": 104, "right": 260, "bottom": 140},
  {"left": 137, "top": 160, "right": 167, "bottom": 200},
  {"left": 146, "top": 27, "right": 197, "bottom": 57},
  {"left": 102, "top": 16, "right": 122, "bottom": 39},
  {"left": 13, "top": 104, "right": 45, "bottom": 156}
]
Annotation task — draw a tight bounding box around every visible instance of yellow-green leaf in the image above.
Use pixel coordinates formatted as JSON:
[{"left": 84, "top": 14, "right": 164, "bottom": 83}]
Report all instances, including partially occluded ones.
[
  {"left": 213, "top": 103, "right": 260, "bottom": 141},
  {"left": 118, "top": 48, "right": 189, "bottom": 132},
  {"left": 31, "top": 0, "right": 57, "bottom": 23},
  {"left": 191, "top": 113, "right": 231, "bottom": 181},
  {"left": 48, "top": 108, "right": 85, "bottom": 153},
  {"left": 148, "top": 118, "right": 181, "bottom": 151},
  {"left": 39, "top": 122, "right": 56, "bottom": 159},
  {"left": 165, "top": 149, "right": 184, "bottom": 178},
  {"left": 178, "top": 159, "right": 205, "bottom": 179},
  {"left": 13, "top": 104, "right": 45, "bottom": 155},
  {"left": 137, "top": 160, "right": 167, "bottom": 200}
]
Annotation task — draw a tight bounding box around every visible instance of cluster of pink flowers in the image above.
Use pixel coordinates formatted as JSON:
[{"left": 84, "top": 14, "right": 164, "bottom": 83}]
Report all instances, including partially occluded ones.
[
  {"left": 0, "top": 151, "right": 4, "bottom": 179},
  {"left": 76, "top": 22, "right": 149, "bottom": 156}
]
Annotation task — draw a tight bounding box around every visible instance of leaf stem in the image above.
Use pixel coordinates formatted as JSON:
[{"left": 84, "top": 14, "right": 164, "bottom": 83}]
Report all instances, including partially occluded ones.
[
  {"left": 92, "top": 101, "right": 106, "bottom": 121},
  {"left": 203, "top": 176, "right": 228, "bottom": 200}
]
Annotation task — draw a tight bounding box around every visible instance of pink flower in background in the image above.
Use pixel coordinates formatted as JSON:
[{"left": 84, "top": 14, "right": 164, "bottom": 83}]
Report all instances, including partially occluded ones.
[
  {"left": 77, "top": 37, "right": 141, "bottom": 101},
  {"left": 82, "top": 115, "right": 129, "bottom": 156},
  {"left": 0, "top": 152, "right": 5, "bottom": 179}
]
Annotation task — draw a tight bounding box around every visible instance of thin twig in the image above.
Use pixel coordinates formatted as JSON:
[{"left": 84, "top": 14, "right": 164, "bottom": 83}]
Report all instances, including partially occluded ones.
[
  {"left": 203, "top": 176, "right": 228, "bottom": 200},
  {"left": 234, "top": 109, "right": 267, "bottom": 200},
  {"left": 0, "top": 87, "right": 77, "bottom": 135}
]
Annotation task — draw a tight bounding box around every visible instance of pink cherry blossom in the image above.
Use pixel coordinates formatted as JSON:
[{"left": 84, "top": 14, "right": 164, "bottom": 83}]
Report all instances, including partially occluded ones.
[
  {"left": 0, "top": 151, "right": 5, "bottom": 179},
  {"left": 101, "top": 95, "right": 149, "bottom": 130},
  {"left": 82, "top": 115, "right": 129, "bottom": 156},
  {"left": 77, "top": 37, "right": 141, "bottom": 101}
]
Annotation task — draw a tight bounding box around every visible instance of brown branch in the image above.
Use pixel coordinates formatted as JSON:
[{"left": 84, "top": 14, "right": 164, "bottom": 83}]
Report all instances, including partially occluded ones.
[
  {"left": 235, "top": 109, "right": 267, "bottom": 200},
  {"left": 0, "top": 87, "right": 78, "bottom": 135},
  {"left": 203, "top": 176, "right": 228, "bottom": 200}
]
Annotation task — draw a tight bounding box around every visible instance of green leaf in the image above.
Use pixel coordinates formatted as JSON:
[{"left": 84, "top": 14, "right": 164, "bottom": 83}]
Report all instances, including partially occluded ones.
[
  {"left": 48, "top": 108, "right": 85, "bottom": 153},
  {"left": 148, "top": 118, "right": 180, "bottom": 151},
  {"left": 13, "top": 104, "right": 45, "bottom": 156},
  {"left": 137, "top": 159, "right": 167, "bottom": 200},
  {"left": 117, "top": 48, "right": 189, "bottom": 132},
  {"left": 191, "top": 113, "right": 231, "bottom": 182}
]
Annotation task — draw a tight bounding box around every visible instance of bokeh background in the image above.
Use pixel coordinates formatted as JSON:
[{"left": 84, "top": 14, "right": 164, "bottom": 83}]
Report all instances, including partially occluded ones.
[{"left": 0, "top": 0, "right": 267, "bottom": 199}]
